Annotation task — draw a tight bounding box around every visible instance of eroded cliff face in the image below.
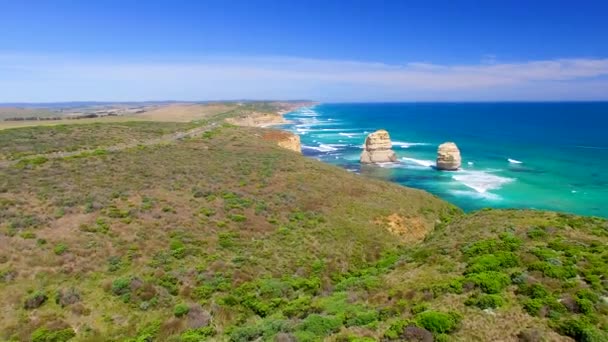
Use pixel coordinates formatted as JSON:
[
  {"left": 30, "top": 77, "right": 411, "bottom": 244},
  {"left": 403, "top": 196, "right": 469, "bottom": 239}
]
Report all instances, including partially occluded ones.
[
  {"left": 360, "top": 129, "right": 397, "bottom": 164},
  {"left": 262, "top": 131, "right": 301, "bottom": 153},
  {"left": 436, "top": 142, "right": 462, "bottom": 170},
  {"left": 227, "top": 114, "right": 289, "bottom": 127}
]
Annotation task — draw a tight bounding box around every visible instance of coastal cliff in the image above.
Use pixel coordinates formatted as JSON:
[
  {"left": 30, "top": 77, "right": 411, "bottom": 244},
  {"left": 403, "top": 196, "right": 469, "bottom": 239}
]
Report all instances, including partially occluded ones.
[
  {"left": 360, "top": 129, "right": 397, "bottom": 164},
  {"left": 262, "top": 130, "right": 302, "bottom": 153},
  {"left": 226, "top": 113, "right": 290, "bottom": 127}
]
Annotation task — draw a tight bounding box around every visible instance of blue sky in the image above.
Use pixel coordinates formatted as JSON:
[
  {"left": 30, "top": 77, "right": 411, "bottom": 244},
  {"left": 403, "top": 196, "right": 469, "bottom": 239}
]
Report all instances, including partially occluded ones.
[{"left": 1, "top": 0, "right": 608, "bottom": 102}]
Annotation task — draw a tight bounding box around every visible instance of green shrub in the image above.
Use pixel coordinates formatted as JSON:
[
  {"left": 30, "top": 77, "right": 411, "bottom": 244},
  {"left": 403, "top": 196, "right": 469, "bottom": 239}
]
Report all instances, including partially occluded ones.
[
  {"left": 415, "top": 311, "right": 460, "bottom": 334},
  {"left": 411, "top": 303, "right": 429, "bottom": 315},
  {"left": 557, "top": 318, "right": 607, "bottom": 342},
  {"left": 218, "top": 232, "right": 238, "bottom": 248},
  {"left": 229, "top": 213, "right": 247, "bottom": 222},
  {"left": 465, "top": 294, "right": 504, "bottom": 309},
  {"left": 576, "top": 289, "right": 600, "bottom": 303},
  {"left": 528, "top": 261, "right": 577, "bottom": 280},
  {"left": 174, "top": 303, "right": 190, "bottom": 317},
  {"left": 298, "top": 314, "right": 343, "bottom": 336},
  {"left": 383, "top": 319, "right": 409, "bottom": 340},
  {"left": 576, "top": 298, "right": 595, "bottom": 315},
  {"left": 466, "top": 271, "right": 510, "bottom": 294},
  {"left": 462, "top": 234, "right": 521, "bottom": 258},
  {"left": 31, "top": 327, "right": 76, "bottom": 342},
  {"left": 345, "top": 309, "right": 378, "bottom": 327},
  {"left": 283, "top": 296, "right": 312, "bottom": 318},
  {"left": 180, "top": 327, "right": 216, "bottom": 341},
  {"left": 111, "top": 277, "right": 131, "bottom": 296},
  {"left": 522, "top": 298, "right": 544, "bottom": 316},
  {"left": 465, "top": 252, "right": 520, "bottom": 274},
  {"left": 170, "top": 239, "right": 187, "bottom": 259},
  {"left": 527, "top": 227, "right": 548, "bottom": 239},
  {"left": 20, "top": 231, "right": 37, "bottom": 239},
  {"left": 17, "top": 156, "right": 48, "bottom": 168},
  {"left": 518, "top": 283, "right": 550, "bottom": 299},
  {"left": 229, "top": 318, "right": 291, "bottom": 341},
  {"left": 157, "top": 273, "right": 180, "bottom": 295},
  {"left": 53, "top": 243, "right": 68, "bottom": 255},
  {"left": 522, "top": 297, "right": 565, "bottom": 317}
]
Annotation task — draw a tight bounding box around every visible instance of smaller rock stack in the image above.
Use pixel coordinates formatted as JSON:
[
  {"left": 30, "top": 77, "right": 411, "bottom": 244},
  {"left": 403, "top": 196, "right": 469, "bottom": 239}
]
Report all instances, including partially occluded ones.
[
  {"left": 436, "top": 142, "right": 462, "bottom": 170},
  {"left": 360, "top": 130, "right": 397, "bottom": 164}
]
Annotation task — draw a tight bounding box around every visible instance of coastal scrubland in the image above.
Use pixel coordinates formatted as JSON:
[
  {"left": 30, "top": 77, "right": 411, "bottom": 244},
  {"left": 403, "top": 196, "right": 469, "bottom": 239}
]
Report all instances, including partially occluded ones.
[{"left": 0, "top": 106, "right": 606, "bottom": 341}]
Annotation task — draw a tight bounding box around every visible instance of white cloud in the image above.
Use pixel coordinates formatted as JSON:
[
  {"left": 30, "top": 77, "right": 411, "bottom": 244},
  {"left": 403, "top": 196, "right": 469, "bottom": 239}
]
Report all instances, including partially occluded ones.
[{"left": 0, "top": 53, "right": 607, "bottom": 102}]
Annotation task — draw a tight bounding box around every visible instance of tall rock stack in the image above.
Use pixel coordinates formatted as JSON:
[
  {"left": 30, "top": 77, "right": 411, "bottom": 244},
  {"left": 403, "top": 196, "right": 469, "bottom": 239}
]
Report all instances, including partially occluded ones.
[
  {"left": 360, "top": 130, "right": 397, "bottom": 164},
  {"left": 436, "top": 142, "right": 462, "bottom": 170}
]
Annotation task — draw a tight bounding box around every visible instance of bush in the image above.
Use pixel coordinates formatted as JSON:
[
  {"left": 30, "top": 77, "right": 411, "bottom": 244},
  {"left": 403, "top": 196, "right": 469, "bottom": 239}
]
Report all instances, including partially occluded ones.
[
  {"left": 465, "top": 294, "right": 504, "bottom": 309},
  {"left": 298, "top": 314, "right": 343, "bottom": 336},
  {"left": 111, "top": 277, "right": 131, "bottom": 296},
  {"left": 411, "top": 303, "right": 429, "bottom": 315},
  {"left": 466, "top": 271, "right": 510, "bottom": 294},
  {"left": 31, "top": 327, "right": 76, "bottom": 342},
  {"left": 170, "top": 239, "right": 187, "bottom": 259},
  {"left": 522, "top": 297, "right": 565, "bottom": 317},
  {"left": 528, "top": 262, "right": 577, "bottom": 280},
  {"left": 383, "top": 319, "right": 409, "bottom": 340},
  {"left": 576, "top": 298, "right": 595, "bottom": 315},
  {"left": 518, "top": 283, "right": 550, "bottom": 299},
  {"left": 24, "top": 291, "right": 48, "bottom": 309},
  {"left": 465, "top": 252, "right": 520, "bottom": 274},
  {"left": 174, "top": 303, "right": 190, "bottom": 317},
  {"left": 557, "top": 318, "right": 607, "bottom": 342},
  {"left": 415, "top": 311, "right": 460, "bottom": 334},
  {"left": 576, "top": 289, "right": 599, "bottom": 303},
  {"left": 53, "top": 243, "right": 68, "bottom": 255},
  {"left": 180, "top": 327, "right": 216, "bottom": 341}
]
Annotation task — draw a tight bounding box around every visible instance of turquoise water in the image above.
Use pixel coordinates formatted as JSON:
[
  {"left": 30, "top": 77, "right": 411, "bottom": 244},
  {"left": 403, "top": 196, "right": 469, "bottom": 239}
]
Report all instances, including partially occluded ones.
[{"left": 282, "top": 103, "right": 608, "bottom": 217}]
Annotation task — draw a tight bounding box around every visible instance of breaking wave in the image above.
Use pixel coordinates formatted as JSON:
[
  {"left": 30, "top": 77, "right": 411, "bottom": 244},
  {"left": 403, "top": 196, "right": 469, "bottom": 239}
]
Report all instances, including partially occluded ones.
[{"left": 452, "top": 170, "right": 515, "bottom": 194}]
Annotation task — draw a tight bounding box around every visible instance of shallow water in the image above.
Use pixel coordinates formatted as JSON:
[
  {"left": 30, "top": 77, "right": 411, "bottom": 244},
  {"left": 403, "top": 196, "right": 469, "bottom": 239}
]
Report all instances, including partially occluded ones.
[{"left": 282, "top": 103, "right": 608, "bottom": 217}]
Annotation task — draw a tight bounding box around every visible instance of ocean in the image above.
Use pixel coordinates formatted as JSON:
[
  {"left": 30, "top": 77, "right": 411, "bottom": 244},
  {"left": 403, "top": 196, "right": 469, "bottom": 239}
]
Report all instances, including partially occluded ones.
[{"left": 281, "top": 103, "right": 608, "bottom": 217}]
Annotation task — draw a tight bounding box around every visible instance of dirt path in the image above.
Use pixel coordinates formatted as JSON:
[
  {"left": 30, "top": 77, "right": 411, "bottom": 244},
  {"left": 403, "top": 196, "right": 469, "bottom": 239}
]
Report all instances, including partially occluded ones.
[{"left": 0, "top": 123, "right": 217, "bottom": 168}]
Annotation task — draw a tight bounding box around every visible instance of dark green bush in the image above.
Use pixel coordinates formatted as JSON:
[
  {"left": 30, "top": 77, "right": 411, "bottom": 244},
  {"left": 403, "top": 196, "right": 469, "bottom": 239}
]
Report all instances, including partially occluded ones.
[
  {"left": 518, "top": 283, "right": 550, "bottom": 299},
  {"left": 465, "top": 294, "right": 504, "bottom": 309},
  {"left": 383, "top": 319, "right": 409, "bottom": 340},
  {"left": 174, "top": 303, "right": 190, "bottom": 317},
  {"left": 466, "top": 271, "right": 510, "bottom": 294},
  {"left": 465, "top": 252, "right": 520, "bottom": 274},
  {"left": 557, "top": 318, "right": 607, "bottom": 342},
  {"left": 415, "top": 311, "right": 460, "bottom": 334},
  {"left": 111, "top": 277, "right": 131, "bottom": 296},
  {"left": 298, "top": 314, "right": 343, "bottom": 336}
]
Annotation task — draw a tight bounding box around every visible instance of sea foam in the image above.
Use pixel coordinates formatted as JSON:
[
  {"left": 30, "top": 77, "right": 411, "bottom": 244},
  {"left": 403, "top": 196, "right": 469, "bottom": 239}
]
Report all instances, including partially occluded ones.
[
  {"left": 508, "top": 158, "right": 523, "bottom": 164},
  {"left": 452, "top": 170, "right": 515, "bottom": 193},
  {"left": 302, "top": 144, "right": 340, "bottom": 152},
  {"left": 392, "top": 141, "right": 430, "bottom": 149},
  {"left": 401, "top": 157, "right": 435, "bottom": 168}
]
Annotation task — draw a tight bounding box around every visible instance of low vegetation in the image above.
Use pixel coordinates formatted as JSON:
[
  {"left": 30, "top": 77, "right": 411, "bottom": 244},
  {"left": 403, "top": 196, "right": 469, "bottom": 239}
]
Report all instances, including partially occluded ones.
[{"left": 0, "top": 115, "right": 606, "bottom": 341}]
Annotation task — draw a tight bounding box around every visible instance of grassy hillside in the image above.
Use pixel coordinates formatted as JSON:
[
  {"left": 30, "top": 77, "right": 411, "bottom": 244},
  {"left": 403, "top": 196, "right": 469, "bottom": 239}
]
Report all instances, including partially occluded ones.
[
  {"left": 0, "top": 121, "right": 198, "bottom": 161},
  {"left": 0, "top": 120, "right": 606, "bottom": 341},
  {"left": 0, "top": 123, "right": 457, "bottom": 341}
]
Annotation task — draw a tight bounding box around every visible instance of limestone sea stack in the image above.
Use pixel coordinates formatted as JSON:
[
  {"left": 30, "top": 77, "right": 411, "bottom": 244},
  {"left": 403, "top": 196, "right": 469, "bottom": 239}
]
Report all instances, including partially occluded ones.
[
  {"left": 436, "top": 142, "right": 462, "bottom": 170},
  {"left": 360, "top": 129, "right": 397, "bottom": 164}
]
